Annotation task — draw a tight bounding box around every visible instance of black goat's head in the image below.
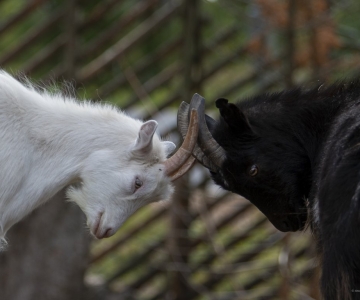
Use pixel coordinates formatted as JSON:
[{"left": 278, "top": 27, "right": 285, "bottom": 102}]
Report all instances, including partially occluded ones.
[{"left": 178, "top": 95, "right": 310, "bottom": 232}]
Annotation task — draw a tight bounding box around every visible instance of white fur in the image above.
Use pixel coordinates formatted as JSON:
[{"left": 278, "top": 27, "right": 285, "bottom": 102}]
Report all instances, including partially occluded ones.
[{"left": 0, "top": 71, "right": 175, "bottom": 240}]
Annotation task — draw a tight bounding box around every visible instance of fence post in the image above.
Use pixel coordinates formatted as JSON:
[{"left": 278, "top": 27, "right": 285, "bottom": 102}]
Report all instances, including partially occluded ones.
[
  {"left": 181, "top": 0, "right": 202, "bottom": 100},
  {"left": 167, "top": 177, "right": 193, "bottom": 300},
  {"left": 167, "top": 0, "right": 202, "bottom": 299}
]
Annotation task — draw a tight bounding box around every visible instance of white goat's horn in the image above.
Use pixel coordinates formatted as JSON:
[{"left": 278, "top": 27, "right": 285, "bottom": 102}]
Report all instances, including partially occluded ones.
[
  {"left": 167, "top": 156, "right": 196, "bottom": 181},
  {"left": 164, "top": 109, "right": 198, "bottom": 181}
]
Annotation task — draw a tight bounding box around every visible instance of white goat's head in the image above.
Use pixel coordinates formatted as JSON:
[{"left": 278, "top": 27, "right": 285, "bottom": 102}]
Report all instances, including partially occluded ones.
[{"left": 67, "top": 110, "right": 198, "bottom": 239}]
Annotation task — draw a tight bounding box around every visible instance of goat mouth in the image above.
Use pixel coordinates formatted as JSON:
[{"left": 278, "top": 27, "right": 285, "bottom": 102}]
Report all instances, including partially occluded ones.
[
  {"left": 274, "top": 215, "right": 306, "bottom": 232},
  {"left": 92, "top": 212, "right": 103, "bottom": 239}
]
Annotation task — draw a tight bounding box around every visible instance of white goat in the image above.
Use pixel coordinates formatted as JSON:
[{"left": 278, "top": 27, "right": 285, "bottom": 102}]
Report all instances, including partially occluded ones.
[{"left": 0, "top": 71, "right": 198, "bottom": 242}]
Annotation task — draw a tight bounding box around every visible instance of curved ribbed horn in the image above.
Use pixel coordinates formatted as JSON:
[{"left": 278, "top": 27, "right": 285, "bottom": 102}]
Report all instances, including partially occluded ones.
[
  {"left": 177, "top": 101, "right": 191, "bottom": 139},
  {"left": 177, "top": 101, "right": 218, "bottom": 172},
  {"left": 164, "top": 109, "right": 198, "bottom": 181},
  {"left": 167, "top": 155, "right": 196, "bottom": 181},
  {"left": 189, "top": 94, "right": 226, "bottom": 170}
]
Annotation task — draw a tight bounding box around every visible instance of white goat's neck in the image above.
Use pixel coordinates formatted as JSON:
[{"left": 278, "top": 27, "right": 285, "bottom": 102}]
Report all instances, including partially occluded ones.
[{"left": 0, "top": 72, "right": 142, "bottom": 237}]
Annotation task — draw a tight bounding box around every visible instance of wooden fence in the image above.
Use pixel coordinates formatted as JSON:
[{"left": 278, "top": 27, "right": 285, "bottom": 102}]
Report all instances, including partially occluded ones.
[{"left": 1, "top": 0, "right": 360, "bottom": 298}]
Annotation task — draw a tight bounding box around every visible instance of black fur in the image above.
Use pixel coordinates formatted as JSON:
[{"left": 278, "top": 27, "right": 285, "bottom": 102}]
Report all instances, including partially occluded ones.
[{"left": 208, "top": 82, "right": 360, "bottom": 299}]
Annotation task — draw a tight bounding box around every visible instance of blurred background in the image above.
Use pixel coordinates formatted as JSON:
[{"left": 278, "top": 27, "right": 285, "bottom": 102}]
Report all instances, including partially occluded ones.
[{"left": 0, "top": 0, "right": 359, "bottom": 299}]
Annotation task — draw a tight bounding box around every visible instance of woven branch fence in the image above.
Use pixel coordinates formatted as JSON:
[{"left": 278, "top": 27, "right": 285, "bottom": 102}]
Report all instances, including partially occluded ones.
[{"left": 1, "top": 0, "right": 360, "bottom": 299}]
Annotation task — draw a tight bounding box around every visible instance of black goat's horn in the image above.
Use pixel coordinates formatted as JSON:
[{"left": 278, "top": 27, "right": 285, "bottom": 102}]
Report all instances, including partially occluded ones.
[
  {"left": 177, "top": 94, "right": 226, "bottom": 172},
  {"left": 178, "top": 102, "right": 217, "bottom": 172},
  {"left": 190, "top": 94, "right": 226, "bottom": 169}
]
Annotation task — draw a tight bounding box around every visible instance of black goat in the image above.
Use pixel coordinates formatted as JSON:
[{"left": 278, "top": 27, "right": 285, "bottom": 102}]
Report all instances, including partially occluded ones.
[{"left": 178, "top": 85, "right": 360, "bottom": 299}]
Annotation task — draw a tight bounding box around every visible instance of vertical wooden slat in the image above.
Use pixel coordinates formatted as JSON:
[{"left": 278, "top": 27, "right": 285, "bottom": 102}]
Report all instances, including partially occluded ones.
[
  {"left": 166, "top": 1, "right": 202, "bottom": 299},
  {"left": 181, "top": 0, "right": 202, "bottom": 102},
  {"left": 167, "top": 177, "right": 193, "bottom": 300}
]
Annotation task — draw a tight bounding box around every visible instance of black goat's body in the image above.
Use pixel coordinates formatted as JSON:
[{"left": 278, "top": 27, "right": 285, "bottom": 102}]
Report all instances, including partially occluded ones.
[
  {"left": 207, "top": 82, "right": 360, "bottom": 299},
  {"left": 315, "top": 99, "right": 360, "bottom": 299}
]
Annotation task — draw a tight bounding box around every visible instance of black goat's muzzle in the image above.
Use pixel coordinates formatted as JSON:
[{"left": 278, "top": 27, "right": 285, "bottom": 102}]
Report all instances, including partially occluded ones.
[{"left": 268, "top": 213, "right": 307, "bottom": 232}]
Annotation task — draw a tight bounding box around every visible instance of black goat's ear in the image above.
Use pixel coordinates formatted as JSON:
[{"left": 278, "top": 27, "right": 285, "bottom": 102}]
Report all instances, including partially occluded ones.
[{"left": 215, "top": 98, "right": 252, "bottom": 133}]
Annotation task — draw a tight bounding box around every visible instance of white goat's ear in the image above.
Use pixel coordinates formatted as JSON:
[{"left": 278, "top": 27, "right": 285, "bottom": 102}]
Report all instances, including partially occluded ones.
[
  {"left": 162, "top": 141, "right": 176, "bottom": 157},
  {"left": 132, "top": 120, "right": 158, "bottom": 155}
]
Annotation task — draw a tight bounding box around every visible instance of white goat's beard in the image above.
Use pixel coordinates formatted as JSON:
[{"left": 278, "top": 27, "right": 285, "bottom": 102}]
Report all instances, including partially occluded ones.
[{"left": 66, "top": 184, "right": 87, "bottom": 212}]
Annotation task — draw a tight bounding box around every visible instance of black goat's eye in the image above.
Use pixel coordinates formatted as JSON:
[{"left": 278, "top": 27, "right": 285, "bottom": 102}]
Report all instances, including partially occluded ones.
[
  {"left": 248, "top": 165, "right": 258, "bottom": 177},
  {"left": 135, "top": 178, "right": 143, "bottom": 190}
]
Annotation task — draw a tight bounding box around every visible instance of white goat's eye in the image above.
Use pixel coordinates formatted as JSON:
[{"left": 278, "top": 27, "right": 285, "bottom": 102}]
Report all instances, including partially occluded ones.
[{"left": 135, "top": 178, "right": 143, "bottom": 190}]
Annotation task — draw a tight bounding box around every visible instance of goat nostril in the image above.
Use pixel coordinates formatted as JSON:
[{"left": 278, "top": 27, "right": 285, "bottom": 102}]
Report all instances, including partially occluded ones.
[{"left": 104, "top": 228, "right": 112, "bottom": 238}]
